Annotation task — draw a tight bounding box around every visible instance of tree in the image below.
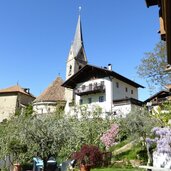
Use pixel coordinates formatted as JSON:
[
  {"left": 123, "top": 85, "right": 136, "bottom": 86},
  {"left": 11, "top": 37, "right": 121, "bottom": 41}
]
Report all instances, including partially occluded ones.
[
  {"left": 117, "top": 107, "right": 161, "bottom": 146},
  {"left": 137, "top": 41, "right": 170, "bottom": 93},
  {"left": 100, "top": 124, "right": 119, "bottom": 149},
  {"left": 0, "top": 112, "right": 75, "bottom": 168},
  {"left": 58, "top": 105, "right": 113, "bottom": 159},
  {"left": 150, "top": 101, "right": 171, "bottom": 126},
  {"left": 0, "top": 105, "right": 113, "bottom": 168}
]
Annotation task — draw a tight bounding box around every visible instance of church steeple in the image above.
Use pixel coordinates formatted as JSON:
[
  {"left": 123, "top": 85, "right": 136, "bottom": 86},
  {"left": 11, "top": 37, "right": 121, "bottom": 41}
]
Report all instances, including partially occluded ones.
[
  {"left": 65, "top": 11, "right": 88, "bottom": 113},
  {"left": 66, "top": 14, "right": 87, "bottom": 80},
  {"left": 72, "top": 15, "right": 84, "bottom": 57}
]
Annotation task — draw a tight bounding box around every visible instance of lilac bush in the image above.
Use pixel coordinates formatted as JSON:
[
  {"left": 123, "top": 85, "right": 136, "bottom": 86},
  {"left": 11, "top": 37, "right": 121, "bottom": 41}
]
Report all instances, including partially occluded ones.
[
  {"left": 100, "top": 124, "right": 119, "bottom": 149},
  {"left": 146, "top": 127, "right": 171, "bottom": 154}
]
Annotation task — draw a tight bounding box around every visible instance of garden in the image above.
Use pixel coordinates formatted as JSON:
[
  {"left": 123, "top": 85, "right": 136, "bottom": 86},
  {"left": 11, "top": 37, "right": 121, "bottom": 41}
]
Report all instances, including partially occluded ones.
[{"left": 0, "top": 102, "right": 171, "bottom": 171}]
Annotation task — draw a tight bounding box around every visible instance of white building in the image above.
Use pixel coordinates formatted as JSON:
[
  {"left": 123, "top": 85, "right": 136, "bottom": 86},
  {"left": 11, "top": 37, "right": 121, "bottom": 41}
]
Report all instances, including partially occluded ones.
[
  {"left": 33, "top": 14, "right": 144, "bottom": 117},
  {"left": 61, "top": 14, "right": 144, "bottom": 117},
  {"left": 62, "top": 64, "right": 144, "bottom": 117}
]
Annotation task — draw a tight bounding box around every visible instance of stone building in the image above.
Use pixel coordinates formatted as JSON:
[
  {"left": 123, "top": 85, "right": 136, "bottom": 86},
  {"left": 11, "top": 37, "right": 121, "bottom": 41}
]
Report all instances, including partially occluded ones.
[
  {"left": 33, "top": 77, "right": 65, "bottom": 115},
  {"left": 0, "top": 84, "right": 35, "bottom": 122}
]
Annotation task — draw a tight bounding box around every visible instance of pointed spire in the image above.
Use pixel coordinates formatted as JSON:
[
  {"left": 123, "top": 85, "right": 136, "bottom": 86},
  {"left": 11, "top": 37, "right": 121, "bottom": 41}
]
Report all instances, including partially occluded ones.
[{"left": 72, "top": 14, "right": 84, "bottom": 57}]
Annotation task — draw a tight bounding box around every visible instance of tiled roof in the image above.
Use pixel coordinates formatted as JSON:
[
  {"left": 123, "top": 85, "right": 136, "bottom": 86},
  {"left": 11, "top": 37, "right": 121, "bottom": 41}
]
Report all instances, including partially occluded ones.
[
  {"left": 0, "top": 84, "right": 35, "bottom": 97},
  {"left": 34, "top": 77, "right": 65, "bottom": 103},
  {"left": 144, "top": 90, "right": 170, "bottom": 103}
]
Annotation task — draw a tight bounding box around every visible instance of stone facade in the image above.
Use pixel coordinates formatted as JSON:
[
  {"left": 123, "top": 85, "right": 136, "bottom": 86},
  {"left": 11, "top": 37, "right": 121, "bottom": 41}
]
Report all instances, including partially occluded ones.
[{"left": 0, "top": 85, "right": 35, "bottom": 122}]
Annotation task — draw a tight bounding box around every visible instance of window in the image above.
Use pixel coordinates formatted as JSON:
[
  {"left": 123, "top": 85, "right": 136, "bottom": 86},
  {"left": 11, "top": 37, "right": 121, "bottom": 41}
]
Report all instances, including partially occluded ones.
[
  {"left": 48, "top": 108, "right": 50, "bottom": 112},
  {"left": 94, "top": 82, "right": 98, "bottom": 89},
  {"left": 99, "top": 96, "right": 104, "bottom": 102},
  {"left": 101, "top": 81, "right": 104, "bottom": 85},
  {"left": 80, "top": 99, "right": 83, "bottom": 105},
  {"left": 79, "top": 65, "right": 82, "bottom": 70},
  {"left": 88, "top": 98, "right": 92, "bottom": 104},
  {"left": 89, "top": 83, "right": 92, "bottom": 90},
  {"left": 68, "top": 65, "right": 72, "bottom": 76},
  {"left": 82, "top": 85, "right": 85, "bottom": 90},
  {"left": 125, "top": 87, "right": 128, "bottom": 92},
  {"left": 116, "top": 82, "right": 119, "bottom": 88},
  {"left": 131, "top": 90, "right": 133, "bottom": 94}
]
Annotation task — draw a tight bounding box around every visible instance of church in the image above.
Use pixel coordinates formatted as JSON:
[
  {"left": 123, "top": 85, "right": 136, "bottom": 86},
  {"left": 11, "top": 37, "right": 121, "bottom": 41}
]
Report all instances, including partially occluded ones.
[{"left": 33, "top": 14, "right": 144, "bottom": 117}]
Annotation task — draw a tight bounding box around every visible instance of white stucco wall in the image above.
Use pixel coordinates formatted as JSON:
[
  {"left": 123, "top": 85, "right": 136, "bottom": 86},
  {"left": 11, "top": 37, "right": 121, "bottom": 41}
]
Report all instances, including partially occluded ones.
[
  {"left": 65, "top": 76, "right": 140, "bottom": 117},
  {"left": 74, "top": 77, "right": 139, "bottom": 111},
  {"left": 74, "top": 78, "right": 111, "bottom": 113},
  {"left": 112, "top": 104, "right": 132, "bottom": 117},
  {"left": 33, "top": 102, "right": 57, "bottom": 115},
  {"left": 112, "top": 78, "right": 138, "bottom": 100},
  {"left": 0, "top": 95, "right": 17, "bottom": 122}
]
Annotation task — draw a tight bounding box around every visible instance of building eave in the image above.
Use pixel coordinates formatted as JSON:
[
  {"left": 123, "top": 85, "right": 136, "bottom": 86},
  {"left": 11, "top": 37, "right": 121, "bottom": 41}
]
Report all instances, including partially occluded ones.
[
  {"left": 145, "top": 0, "right": 159, "bottom": 7},
  {"left": 0, "top": 91, "right": 35, "bottom": 99},
  {"left": 113, "top": 98, "right": 144, "bottom": 106},
  {"left": 145, "top": 0, "right": 171, "bottom": 65},
  {"left": 62, "top": 64, "right": 144, "bottom": 89},
  {"left": 144, "top": 90, "right": 170, "bottom": 103}
]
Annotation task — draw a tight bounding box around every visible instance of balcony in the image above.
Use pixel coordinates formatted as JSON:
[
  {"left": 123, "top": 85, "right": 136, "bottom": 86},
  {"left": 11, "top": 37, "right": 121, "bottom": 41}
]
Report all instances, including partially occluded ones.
[
  {"left": 75, "top": 83, "right": 105, "bottom": 96},
  {"left": 151, "top": 97, "right": 168, "bottom": 105}
]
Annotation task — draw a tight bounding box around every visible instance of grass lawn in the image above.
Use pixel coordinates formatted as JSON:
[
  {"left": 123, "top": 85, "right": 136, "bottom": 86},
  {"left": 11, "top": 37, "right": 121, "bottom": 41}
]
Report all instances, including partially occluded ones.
[{"left": 92, "top": 168, "right": 143, "bottom": 171}]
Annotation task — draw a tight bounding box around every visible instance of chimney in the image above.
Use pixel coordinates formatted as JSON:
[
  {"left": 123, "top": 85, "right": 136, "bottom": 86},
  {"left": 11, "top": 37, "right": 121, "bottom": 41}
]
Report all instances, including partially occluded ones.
[
  {"left": 108, "top": 64, "right": 112, "bottom": 71},
  {"left": 24, "top": 88, "right": 30, "bottom": 94}
]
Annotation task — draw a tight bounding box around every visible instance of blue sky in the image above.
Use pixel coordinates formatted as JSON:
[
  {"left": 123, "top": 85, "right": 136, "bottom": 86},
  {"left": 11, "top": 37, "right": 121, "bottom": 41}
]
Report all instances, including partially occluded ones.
[{"left": 0, "top": 0, "right": 160, "bottom": 101}]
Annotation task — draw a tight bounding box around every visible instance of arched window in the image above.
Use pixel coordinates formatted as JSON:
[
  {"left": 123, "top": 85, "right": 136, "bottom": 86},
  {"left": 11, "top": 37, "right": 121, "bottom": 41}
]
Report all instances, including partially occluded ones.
[
  {"left": 68, "top": 65, "right": 72, "bottom": 76},
  {"left": 79, "top": 65, "right": 82, "bottom": 70}
]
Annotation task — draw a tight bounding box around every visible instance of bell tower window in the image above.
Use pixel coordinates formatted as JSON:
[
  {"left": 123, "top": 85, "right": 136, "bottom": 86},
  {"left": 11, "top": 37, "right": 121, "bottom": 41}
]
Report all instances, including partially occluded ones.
[
  {"left": 68, "top": 65, "right": 72, "bottom": 76},
  {"left": 79, "top": 65, "right": 82, "bottom": 70}
]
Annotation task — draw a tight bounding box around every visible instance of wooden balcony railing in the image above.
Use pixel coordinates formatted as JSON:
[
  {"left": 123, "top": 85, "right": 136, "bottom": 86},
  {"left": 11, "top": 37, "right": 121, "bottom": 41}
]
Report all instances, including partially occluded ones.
[{"left": 75, "top": 83, "right": 105, "bottom": 96}]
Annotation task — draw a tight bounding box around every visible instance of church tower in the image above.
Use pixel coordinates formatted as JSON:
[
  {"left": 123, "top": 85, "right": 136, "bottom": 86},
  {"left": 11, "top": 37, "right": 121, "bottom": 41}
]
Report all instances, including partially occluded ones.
[
  {"left": 66, "top": 15, "right": 87, "bottom": 80},
  {"left": 65, "top": 14, "right": 88, "bottom": 110}
]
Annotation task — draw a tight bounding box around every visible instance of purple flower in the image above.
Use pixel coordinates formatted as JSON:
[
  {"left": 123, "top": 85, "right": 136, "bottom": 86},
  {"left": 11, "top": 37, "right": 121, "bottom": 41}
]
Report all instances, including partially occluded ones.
[{"left": 147, "top": 127, "right": 171, "bottom": 154}]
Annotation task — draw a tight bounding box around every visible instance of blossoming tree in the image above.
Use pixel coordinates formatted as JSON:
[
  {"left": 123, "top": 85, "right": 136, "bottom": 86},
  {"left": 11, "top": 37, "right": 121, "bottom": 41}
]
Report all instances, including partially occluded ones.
[{"left": 100, "top": 124, "right": 119, "bottom": 149}]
